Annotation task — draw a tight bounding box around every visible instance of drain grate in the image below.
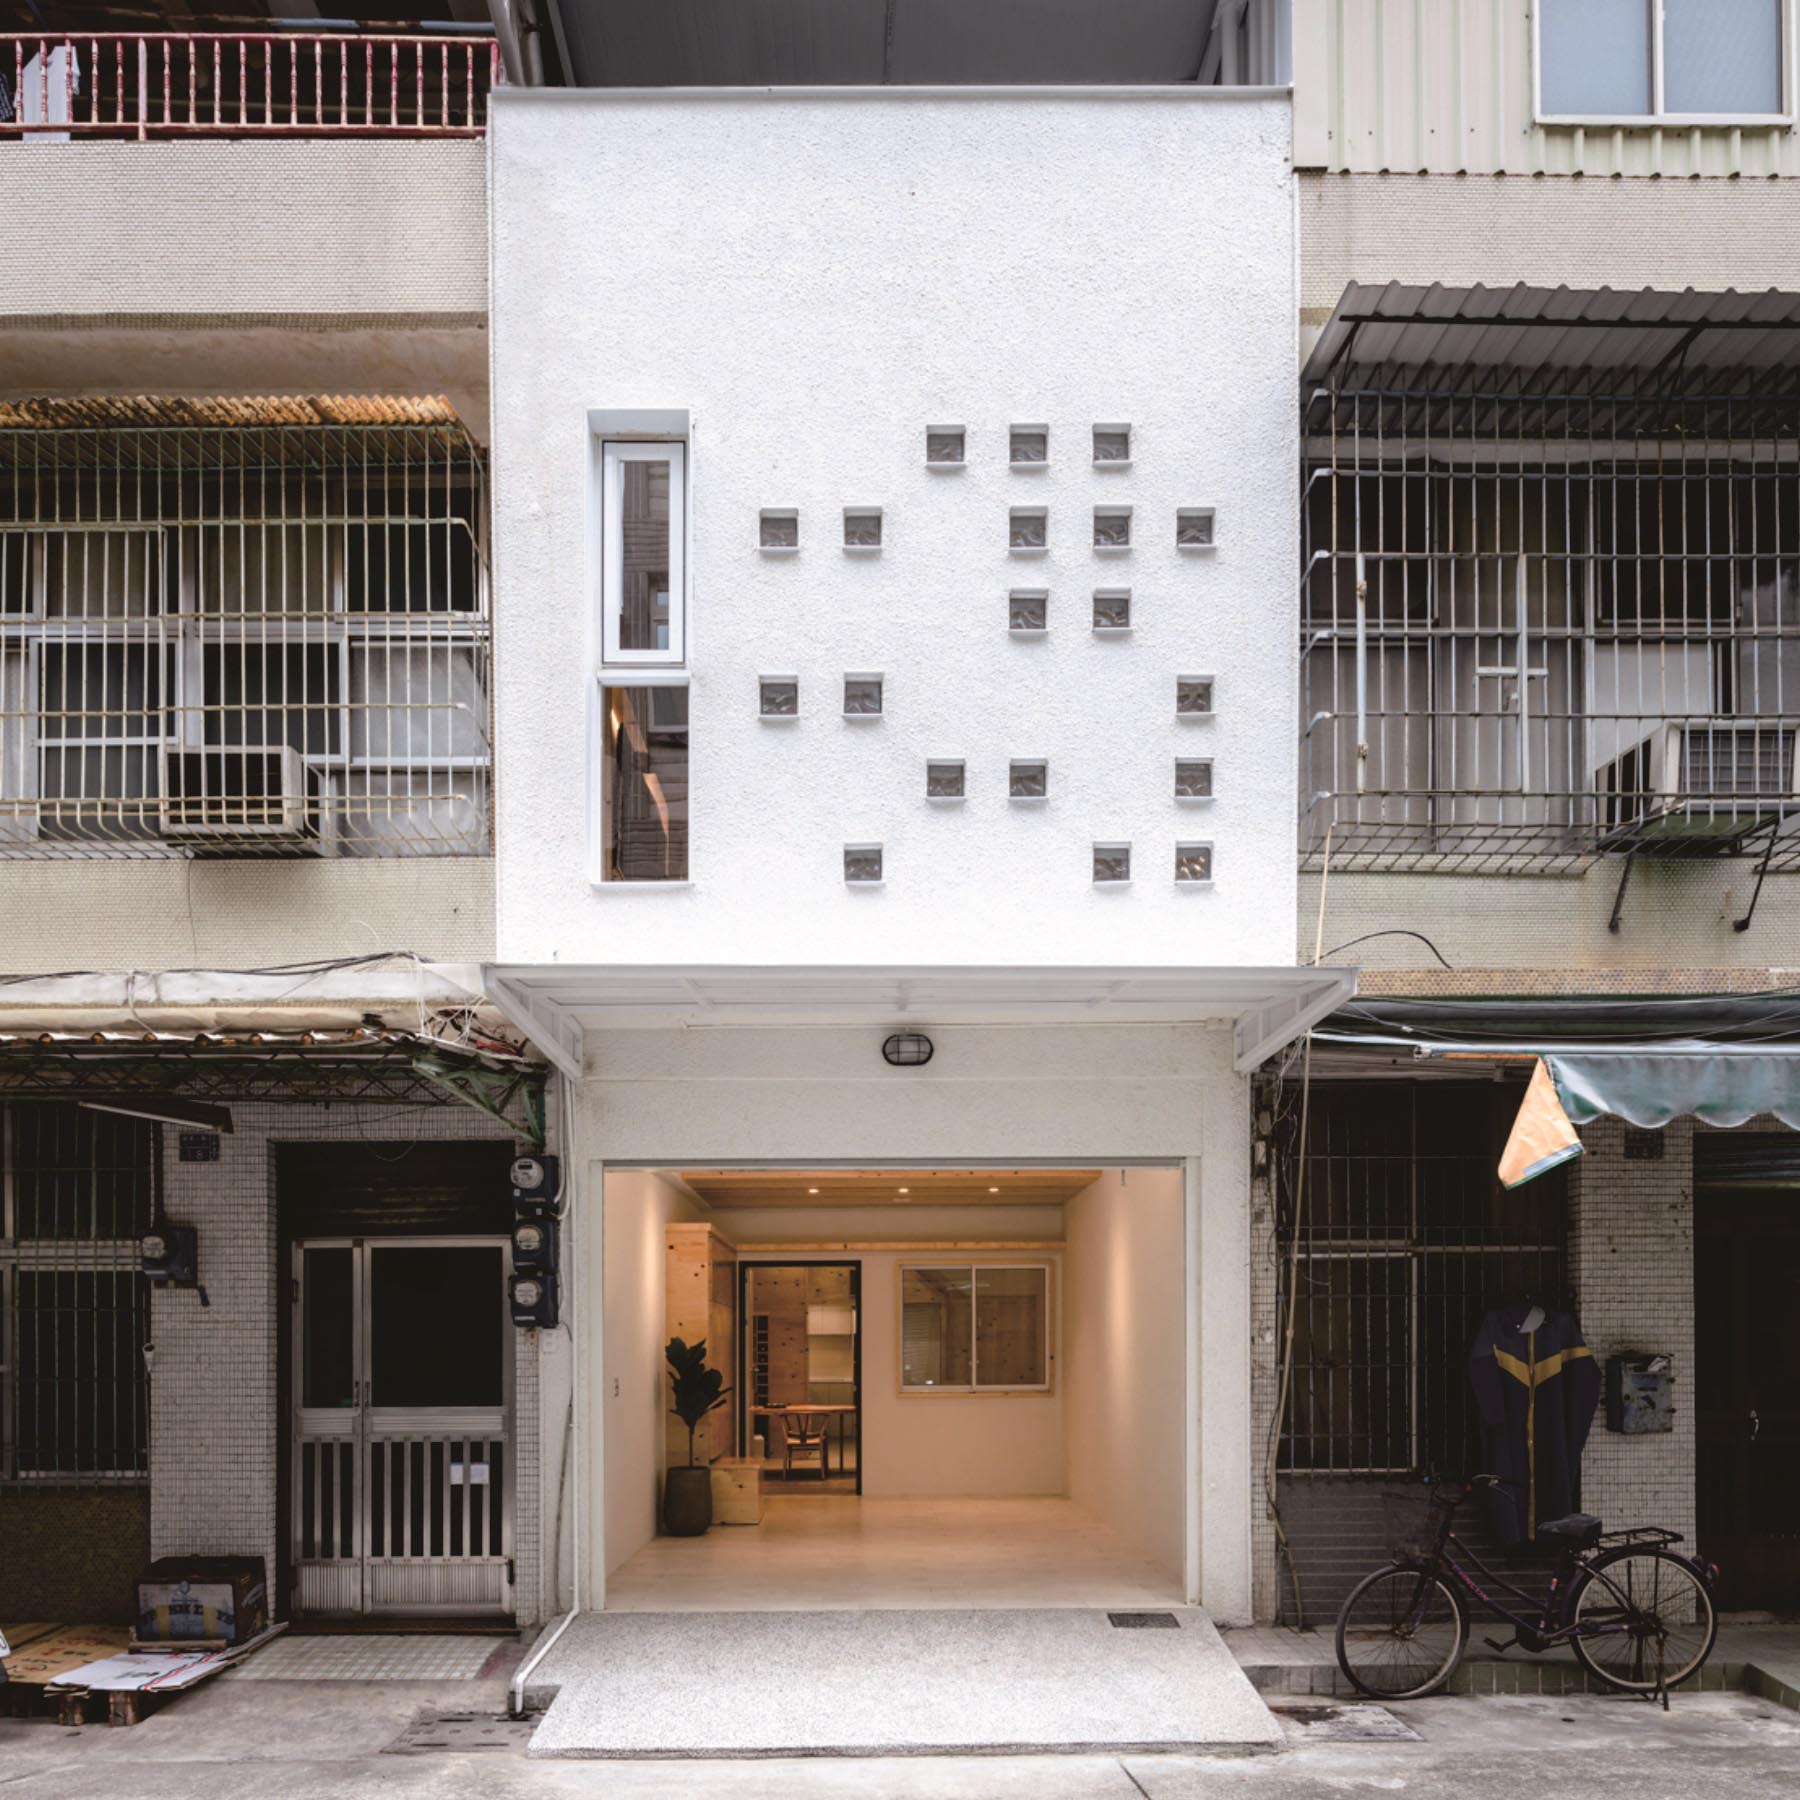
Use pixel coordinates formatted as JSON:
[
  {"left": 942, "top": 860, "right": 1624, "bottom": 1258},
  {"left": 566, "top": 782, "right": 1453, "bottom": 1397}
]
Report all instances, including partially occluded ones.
[
  {"left": 1107, "top": 1611, "right": 1180, "bottom": 1629},
  {"left": 383, "top": 1712, "right": 540, "bottom": 1755}
]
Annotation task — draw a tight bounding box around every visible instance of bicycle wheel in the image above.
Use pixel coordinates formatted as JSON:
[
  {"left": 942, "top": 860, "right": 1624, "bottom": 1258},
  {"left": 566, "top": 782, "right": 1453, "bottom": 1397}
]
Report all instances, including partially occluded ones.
[
  {"left": 1335, "top": 1562, "right": 1469, "bottom": 1700},
  {"left": 1569, "top": 1547, "right": 1717, "bottom": 1694}
]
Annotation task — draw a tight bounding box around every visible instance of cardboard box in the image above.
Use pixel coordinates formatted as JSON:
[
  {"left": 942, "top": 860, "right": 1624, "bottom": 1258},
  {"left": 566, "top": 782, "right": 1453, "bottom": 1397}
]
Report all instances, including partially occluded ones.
[{"left": 136, "top": 1556, "right": 269, "bottom": 1646}]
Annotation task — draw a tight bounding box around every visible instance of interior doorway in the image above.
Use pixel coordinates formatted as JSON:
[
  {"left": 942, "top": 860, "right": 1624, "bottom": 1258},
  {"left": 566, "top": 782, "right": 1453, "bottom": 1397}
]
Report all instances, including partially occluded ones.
[
  {"left": 290, "top": 1237, "right": 514, "bottom": 1617},
  {"left": 740, "top": 1261, "right": 861, "bottom": 1496},
  {"left": 1696, "top": 1189, "right": 1800, "bottom": 1609}
]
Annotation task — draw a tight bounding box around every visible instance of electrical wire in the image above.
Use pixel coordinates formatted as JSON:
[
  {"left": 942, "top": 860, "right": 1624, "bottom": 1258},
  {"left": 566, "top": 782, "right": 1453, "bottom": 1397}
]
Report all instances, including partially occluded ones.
[{"left": 1319, "top": 929, "right": 1454, "bottom": 971}]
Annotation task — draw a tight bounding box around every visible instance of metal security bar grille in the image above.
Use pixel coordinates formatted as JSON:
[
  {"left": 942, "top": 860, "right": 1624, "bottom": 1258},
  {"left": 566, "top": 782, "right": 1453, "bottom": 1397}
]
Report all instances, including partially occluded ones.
[
  {"left": 1, "top": 1103, "right": 156, "bottom": 1483},
  {"left": 1301, "top": 313, "right": 1800, "bottom": 873},
  {"left": 0, "top": 399, "right": 490, "bottom": 859},
  {"left": 1275, "top": 1083, "right": 1568, "bottom": 1477},
  {"left": 1, "top": 33, "right": 501, "bottom": 139}
]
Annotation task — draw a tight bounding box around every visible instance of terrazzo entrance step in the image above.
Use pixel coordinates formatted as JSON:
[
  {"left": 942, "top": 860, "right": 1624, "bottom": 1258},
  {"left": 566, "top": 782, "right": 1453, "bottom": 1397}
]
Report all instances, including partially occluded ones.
[{"left": 525, "top": 1607, "right": 1284, "bottom": 1758}]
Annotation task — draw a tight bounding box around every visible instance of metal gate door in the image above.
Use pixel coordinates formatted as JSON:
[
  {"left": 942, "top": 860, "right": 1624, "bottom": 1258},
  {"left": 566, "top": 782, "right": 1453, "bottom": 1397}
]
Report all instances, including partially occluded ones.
[{"left": 292, "top": 1237, "right": 513, "bottom": 1617}]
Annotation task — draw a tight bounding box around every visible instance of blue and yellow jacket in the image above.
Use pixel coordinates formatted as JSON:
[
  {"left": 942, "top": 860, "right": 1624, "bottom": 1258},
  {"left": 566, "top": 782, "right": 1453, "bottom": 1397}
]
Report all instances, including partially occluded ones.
[{"left": 1468, "top": 1307, "right": 1600, "bottom": 1546}]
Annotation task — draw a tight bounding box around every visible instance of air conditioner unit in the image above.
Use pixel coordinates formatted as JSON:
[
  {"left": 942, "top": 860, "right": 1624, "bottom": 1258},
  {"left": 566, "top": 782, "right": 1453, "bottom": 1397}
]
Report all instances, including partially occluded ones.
[
  {"left": 160, "top": 748, "right": 312, "bottom": 841},
  {"left": 1595, "top": 721, "right": 1798, "bottom": 849}
]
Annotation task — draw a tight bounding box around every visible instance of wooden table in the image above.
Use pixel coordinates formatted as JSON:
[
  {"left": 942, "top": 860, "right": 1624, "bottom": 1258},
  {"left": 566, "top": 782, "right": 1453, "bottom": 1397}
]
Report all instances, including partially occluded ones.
[{"left": 751, "top": 1404, "right": 858, "bottom": 1477}]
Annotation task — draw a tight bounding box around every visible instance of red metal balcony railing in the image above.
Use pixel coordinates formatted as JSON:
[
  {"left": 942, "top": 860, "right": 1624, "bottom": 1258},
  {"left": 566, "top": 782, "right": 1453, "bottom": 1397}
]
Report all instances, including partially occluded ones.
[{"left": 2, "top": 33, "right": 502, "bottom": 140}]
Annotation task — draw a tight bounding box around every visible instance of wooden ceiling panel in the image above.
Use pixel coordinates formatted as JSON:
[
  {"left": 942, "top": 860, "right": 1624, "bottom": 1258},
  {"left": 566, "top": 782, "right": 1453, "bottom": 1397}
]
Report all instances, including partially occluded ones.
[{"left": 679, "top": 1169, "right": 1102, "bottom": 1209}]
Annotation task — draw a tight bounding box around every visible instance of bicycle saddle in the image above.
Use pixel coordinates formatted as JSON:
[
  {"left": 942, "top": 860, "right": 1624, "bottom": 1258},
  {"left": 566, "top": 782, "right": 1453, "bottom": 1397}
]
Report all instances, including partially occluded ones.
[{"left": 1534, "top": 1513, "right": 1603, "bottom": 1548}]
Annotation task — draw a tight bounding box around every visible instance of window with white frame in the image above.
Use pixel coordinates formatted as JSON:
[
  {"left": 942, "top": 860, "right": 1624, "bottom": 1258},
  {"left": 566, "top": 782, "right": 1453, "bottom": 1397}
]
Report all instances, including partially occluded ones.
[
  {"left": 599, "top": 681, "right": 688, "bottom": 881},
  {"left": 1, "top": 1104, "right": 155, "bottom": 1482},
  {"left": 899, "top": 1264, "right": 1050, "bottom": 1391},
  {"left": 1538, "top": 0, "right": 1785, "bottom": 121},
  {"left": 600, "top": 441, "right": 686, "bottom": 664}
]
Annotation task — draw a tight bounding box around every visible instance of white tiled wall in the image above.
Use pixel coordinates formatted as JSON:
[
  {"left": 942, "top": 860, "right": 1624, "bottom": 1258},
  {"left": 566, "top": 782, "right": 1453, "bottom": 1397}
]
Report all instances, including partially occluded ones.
[{"left": 148, "top": 1097, "right": 548, "bottom": 1625}]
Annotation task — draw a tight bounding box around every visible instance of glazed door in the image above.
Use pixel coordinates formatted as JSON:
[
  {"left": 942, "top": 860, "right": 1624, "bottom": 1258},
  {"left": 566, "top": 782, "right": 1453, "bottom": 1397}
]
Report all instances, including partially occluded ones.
[
  {"left": 1696, "top": 1195, "right": 1800, "bottom": 1609},
  {"left": 292, "top": 1238, "right": 513, "bottom": 1616}
]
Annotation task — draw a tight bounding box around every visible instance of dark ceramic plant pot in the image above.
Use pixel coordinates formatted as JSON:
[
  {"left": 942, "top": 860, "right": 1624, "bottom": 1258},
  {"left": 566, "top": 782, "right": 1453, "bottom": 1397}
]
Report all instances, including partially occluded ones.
[{"left": 663, "top": 1465, "right": 713, "bottom": 1536}]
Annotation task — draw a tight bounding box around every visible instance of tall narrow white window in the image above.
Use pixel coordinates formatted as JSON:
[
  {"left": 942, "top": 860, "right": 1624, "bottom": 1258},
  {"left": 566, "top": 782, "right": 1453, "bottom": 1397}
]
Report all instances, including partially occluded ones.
[{"left": 601, "top": 441, "right": 685, "bottom": 665}]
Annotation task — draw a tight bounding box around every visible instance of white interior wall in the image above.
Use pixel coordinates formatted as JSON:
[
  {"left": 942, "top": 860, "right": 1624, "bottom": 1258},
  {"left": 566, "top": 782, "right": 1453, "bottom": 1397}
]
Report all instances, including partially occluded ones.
[
  {"left": 601, "top": 1167, "right": 708, "bottom": 1576},
  {"left": 1063, "top": 1166, "right": 1187, "bottom": 1589}
]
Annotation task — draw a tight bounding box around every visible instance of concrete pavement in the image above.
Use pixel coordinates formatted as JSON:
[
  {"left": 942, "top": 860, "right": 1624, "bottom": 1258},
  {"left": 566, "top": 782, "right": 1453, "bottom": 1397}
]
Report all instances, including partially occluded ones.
[{"left": 3, "top": 1682, "right": 1800, "bottom": 1797}]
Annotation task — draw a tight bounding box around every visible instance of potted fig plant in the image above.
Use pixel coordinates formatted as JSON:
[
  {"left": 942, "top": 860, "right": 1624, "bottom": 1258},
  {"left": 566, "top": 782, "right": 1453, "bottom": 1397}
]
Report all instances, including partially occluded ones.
[{"left": 663, "top": 1336, "right": 730, "bottom": 1536}]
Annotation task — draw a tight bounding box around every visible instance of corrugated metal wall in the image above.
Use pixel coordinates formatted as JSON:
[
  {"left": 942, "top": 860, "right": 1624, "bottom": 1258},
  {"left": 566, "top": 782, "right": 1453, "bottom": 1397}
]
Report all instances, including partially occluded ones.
[{"left": 1295, "top": 0, "right": 1800, "bottom": 177}]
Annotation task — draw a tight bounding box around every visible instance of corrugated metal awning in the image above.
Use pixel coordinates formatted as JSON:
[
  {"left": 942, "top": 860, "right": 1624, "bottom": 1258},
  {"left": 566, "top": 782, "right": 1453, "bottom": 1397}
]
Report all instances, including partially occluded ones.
[
  {"left": 0, "top": 395, "right": 467, "bottom": 432},
  {"left": 1303, "top": 283, "right": 1800, "bottom": 401}
]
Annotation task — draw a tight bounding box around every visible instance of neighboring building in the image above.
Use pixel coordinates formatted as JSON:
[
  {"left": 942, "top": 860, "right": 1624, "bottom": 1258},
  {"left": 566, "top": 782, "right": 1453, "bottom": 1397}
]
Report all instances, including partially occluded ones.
[
  {"left": 1258, "top": 0, "right": 1800, "bottom": 1625},
  {"left": 484, "top": 72, "right": 1340, "bottom": 1626},
  {"left": 0, "top": 18, "right": 563, "bottom": 1634}
]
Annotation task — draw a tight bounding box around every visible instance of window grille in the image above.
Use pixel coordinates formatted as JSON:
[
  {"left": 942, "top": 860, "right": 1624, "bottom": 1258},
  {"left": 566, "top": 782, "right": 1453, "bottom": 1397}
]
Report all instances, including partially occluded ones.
[
  {"left": 1300, "top": 365, "right": 1800, "bottom": 873},
  {"left": 2, "top": 1103, "right": 156, "bottom": 1484},
  {"left": 0, "top": 400, "right": 490, "bottom": 858},
  {"left": 1274, "top": 1083, "right": 1569, "bottom": 1477}
]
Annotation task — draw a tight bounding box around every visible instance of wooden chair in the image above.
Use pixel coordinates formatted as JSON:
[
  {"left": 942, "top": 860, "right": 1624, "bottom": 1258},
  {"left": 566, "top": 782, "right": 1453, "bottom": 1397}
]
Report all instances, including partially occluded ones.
[{"left": 782, "top": 1410, "right": 828, "bottom": 1480}]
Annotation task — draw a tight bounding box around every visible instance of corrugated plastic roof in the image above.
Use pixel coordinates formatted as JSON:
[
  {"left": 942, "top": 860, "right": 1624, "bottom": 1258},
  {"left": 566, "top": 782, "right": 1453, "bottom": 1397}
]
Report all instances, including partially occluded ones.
[{"left": 0, "top": 395, "right": 466, "bottom": 432}]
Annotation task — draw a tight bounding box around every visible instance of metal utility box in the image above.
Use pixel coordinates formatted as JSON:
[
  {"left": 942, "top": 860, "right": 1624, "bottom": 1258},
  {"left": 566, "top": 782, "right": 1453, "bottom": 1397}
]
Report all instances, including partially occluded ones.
[
  {"left": 136, "top": 1556, "right": 269, "bottom": 1645},
  {"left": 1605, "top": 1353, "right": 1675, "bottom": 1434}
]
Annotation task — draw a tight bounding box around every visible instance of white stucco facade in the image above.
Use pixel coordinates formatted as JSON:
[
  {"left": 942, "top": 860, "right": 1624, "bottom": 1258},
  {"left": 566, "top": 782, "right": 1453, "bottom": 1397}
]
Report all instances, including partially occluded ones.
[{"left": 489, "top": 87, "right": 1298, "bottom": 968}]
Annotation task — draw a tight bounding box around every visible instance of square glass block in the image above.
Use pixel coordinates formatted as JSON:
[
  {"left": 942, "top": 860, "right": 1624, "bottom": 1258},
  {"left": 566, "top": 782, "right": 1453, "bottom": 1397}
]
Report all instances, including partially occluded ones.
[
  {"left": 926, "top": 427, "right": 965, "bottom": 465},
  {"left": 844, "top": 676, "right": 884, "bottom": 716},
  {"left": 1093, "top": 426, "right": 1131, "bottom": 464},
  {"left": 1177, "top": 676, "right": 1215, "bottom": 717},
  {"left": 1093, "top": 590, "right": 1131, "bottom": 631},
  {"left": 1093, "top": 843, "right": 1131, "bottom": 883},
  {"left": 1010, "top": 425, "right": 1048, "bottom": 465},
  {"left": 1177, "top": 508, "right": 1215, "bottom": 549},
  {"left": 927, "top": 760, "right": 966, "bottom": 799},
  {"left": 760, "top": 510, "right": 799, "bottom": 549},
  {"left": 1176, "top": 842, "right": 1214, "bottom": 883},
  {"left": 1010, "top": 508, "right": 1047, "bottom": 550},
  {"left": 1094, "top": 510, "right": 1131, "bottom": 549},
  {"left": 844, "top": 509, "right": 883, "bottom": 549},
  {"left": 1175, "top": 758, "right": 1214, "bottom": 799},
  {"left": 844, "top": 844, "right": 884, "bottom": 884},
  {"left": 1010, "top": 760, "right": 1048, "bottom": 799},
  {"left": 1009, "top": 591, "right": 1048, "bottom": 633},
  {"left": 759, "top": 678, "right": 798, "bottom": 718}
]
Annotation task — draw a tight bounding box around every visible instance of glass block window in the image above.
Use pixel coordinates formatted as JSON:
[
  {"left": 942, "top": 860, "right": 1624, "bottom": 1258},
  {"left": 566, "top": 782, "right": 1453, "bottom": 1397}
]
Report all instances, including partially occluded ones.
[
  {"left": 1177, "top": 508, "right": 1216, "bottom": 549},
  {"left": 1010, "top": 425, "right": 1049, "bottom": 466},
  {"left": 1177, "top": 676, "right": 1215, "bottom": 717},
  {"left": 1093, "top": 842, "right": 1131, "bottom": 883},
  {"left": 1093, "top": 425, "right": 1131, "bottom": 465},
  {"left": 927, "top": 760, "right": 966, "bottom": 799},
  {"left": 759, "top": 677, "right": 799, "bottom": 718},
  {"left": 760, "top": 510, "right": 799, "bottom": 549},
  {"left": 926, "top": 427, "right": 966, "bottom": 466},
  {"left": 844, "top": 509, "right": 883, "bottom": 550},
  {"left": 1009, "top": 759, "right": 1048, "bottom": 800},
  {"left": 1093, "top": 589, "right": 1131, "bottom": 632},
  {"left": 1175, "top": 758, "right": 1214, "bottom": 799},
  {"left": 844, "top": 675, "right": 884, "bottom": 717},
  {"left": 1010, "top": 508, "right": 1047, "bottom": 551},
  {"left": 1009, "top": 591, "right": 1048, "bottom": 633},
  {"left": 844, "top": 844, "right": 884, "bottom": 884},
  {"left": 1176, "top": 842, "right": 1214, "bottom": 883},
  {"left": 1094, "top": 508, "right": 1132, "bottom": 550}
]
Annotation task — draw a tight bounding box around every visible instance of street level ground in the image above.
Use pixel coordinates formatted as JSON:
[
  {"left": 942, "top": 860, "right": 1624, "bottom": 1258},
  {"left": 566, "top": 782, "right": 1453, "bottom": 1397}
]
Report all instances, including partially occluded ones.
[{"left": 2, "top": 1680, "right": 1799, "bottom": 1798}]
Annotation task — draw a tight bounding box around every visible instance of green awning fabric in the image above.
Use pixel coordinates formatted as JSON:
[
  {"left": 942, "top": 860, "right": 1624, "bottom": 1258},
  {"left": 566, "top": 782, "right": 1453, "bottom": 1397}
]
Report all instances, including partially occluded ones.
[{"left": 1546, "top": 1050, "right": 1800, "bottom": 1130}]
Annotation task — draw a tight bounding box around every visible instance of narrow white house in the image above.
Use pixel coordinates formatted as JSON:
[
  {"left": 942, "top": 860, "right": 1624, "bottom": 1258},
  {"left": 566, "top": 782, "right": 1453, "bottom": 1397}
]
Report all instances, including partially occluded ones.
[{"left": 486, "top": 84, "right": 1343, "bottom": 1629}]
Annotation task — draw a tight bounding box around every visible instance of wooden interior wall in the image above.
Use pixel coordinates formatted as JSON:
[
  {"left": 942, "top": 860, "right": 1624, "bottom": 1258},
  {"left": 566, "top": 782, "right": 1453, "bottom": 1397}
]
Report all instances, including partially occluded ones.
[{"left": 665, "top": 1223, "right": 737, "bottom": 1468}]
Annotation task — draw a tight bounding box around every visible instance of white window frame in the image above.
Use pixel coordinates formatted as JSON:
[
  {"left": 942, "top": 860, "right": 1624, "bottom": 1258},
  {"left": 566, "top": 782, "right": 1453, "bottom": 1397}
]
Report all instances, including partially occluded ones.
[
  {"left": 1533, "top": 0, "right": 1794, "bottom": 127},
  {"left": 600, "top": 440, "right": 686, "bottom": 667},
  {"left": 591, "top": 671, "right": 692, "bottom": 888},
  {"left": 898, "top": 1261, "right": 1054, "bottom": 1395}
]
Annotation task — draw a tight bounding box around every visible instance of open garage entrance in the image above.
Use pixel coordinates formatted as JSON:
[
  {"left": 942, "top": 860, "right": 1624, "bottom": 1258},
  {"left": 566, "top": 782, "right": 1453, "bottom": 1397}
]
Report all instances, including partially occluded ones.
[{"left": 598, "top": 1163, "right": 1190, "bottom": 1611}]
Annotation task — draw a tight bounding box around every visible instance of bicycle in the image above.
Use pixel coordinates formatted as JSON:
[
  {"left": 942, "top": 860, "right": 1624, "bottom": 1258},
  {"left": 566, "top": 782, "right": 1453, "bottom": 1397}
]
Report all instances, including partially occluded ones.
[{"left": 1334, "top": 1475, "right": 1718, "bottom": 1708}]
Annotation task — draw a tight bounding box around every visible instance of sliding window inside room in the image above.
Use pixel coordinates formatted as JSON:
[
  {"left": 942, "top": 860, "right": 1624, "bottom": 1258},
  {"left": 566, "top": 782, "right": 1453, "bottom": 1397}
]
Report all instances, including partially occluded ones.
[
  {"left": 600, "top": 683, "right": 688, "bottom": 881},
  {"left": 900, "top": 1264, "right": 1050, "bottom": 1392},
  {"left": 601, "top": 442, "right": 685, "bottom": 665}
]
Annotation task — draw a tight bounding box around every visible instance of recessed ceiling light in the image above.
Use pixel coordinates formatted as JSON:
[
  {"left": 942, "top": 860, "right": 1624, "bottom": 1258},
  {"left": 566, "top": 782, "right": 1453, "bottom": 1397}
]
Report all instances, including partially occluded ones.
[
  {"left": 989, "top": 1186, "right": 1000, "bottom": 1194},
  {"left": 807, "top": 1187, "right": 820, "bottom": 1195},
  {"left": 897, "top": 1186, "right": 910, "bottom": 1194}
]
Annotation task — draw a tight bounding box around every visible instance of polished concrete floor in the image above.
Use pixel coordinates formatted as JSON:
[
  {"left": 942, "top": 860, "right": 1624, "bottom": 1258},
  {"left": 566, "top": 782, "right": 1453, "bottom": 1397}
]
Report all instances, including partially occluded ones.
[{"left": 603, "top": 1495, "right": 1184, "bottom": 1612}]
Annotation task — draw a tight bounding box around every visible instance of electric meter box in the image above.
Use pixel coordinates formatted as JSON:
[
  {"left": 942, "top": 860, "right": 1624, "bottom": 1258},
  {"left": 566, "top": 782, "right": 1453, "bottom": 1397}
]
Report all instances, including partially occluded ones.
[{"left": 1605, "top": 1352, "right": 1674, "bottom": 1434}]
